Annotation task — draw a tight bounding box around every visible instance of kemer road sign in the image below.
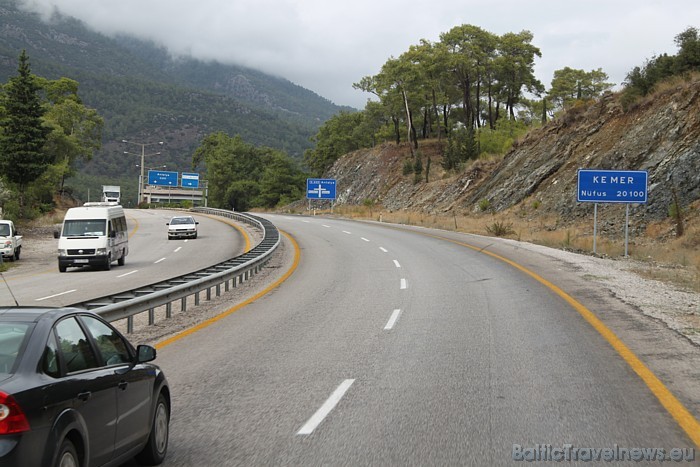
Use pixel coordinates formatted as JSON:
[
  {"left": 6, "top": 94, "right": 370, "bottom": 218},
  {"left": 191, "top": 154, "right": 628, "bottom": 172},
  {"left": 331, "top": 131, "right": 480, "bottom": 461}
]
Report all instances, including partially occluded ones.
[{"left": 577, "top": 169, "right": 648, "bottom": 203}]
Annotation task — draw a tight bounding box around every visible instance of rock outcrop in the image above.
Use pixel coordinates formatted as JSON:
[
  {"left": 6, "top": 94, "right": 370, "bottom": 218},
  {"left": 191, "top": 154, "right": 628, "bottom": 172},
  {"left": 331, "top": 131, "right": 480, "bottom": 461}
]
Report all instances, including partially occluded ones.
[{"left": 324, "top": 77, "right": 700, "bottom": 231}]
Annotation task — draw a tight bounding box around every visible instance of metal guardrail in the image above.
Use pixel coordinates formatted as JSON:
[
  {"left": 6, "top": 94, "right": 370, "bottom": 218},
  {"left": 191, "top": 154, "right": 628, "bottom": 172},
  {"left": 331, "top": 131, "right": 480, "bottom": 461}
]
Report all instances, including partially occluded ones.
[{"left": 67, "top": 208, "right": 280, "bottom": 332}]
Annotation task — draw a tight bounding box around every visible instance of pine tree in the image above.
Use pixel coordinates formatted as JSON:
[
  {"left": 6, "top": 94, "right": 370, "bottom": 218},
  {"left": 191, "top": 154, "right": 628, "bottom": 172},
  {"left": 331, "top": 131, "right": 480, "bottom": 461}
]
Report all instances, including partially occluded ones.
[{"left": 0, "top": 50, "right": 51, "bottom": 216}]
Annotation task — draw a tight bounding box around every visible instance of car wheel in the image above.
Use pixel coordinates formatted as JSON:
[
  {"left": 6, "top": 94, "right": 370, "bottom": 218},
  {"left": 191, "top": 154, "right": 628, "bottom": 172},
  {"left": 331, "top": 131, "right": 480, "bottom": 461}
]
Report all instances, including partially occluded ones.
[
  {"left": 14, "top": 247, "right": 20, "bottom": 260},
  {"left": 54, "top": 438, "right": 79, "bottom": 467},
  {"left": 135, "top": 393, "right": 170, "bottom": 465},
  {"left": 193, "top": 233, "right": 197, "bottom": 239},
  {"left": 118, "top": 251, "right": 125, "bottom": 266},
  {"left": 59, "top": 264, "right": 67, "bottom": 273}
]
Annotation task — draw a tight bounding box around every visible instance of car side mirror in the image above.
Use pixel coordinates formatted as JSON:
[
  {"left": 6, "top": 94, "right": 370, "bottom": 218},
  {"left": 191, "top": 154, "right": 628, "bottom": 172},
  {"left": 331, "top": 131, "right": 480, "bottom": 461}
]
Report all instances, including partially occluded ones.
[
  {"left": 53, "top": 230, "right": 60, "bottom": 239},
  {"left": 136, "top": 344, "right": 157, "bottom": 363},
  {"left": 109, "top": 230, "right": 116, "bottom": 238}
]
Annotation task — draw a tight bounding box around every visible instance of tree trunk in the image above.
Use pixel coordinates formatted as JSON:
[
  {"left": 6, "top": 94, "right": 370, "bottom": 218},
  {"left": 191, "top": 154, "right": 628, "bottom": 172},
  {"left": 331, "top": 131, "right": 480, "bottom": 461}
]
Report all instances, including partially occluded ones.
[
  {"left": 392, "top": 116, "right": 401, "bottom": 144},
  {"left": 432, "top": 89, "right": 442, "bottom": 141},
  {"left": 402, "top": 89, "right": 414, "bottom": 157}
]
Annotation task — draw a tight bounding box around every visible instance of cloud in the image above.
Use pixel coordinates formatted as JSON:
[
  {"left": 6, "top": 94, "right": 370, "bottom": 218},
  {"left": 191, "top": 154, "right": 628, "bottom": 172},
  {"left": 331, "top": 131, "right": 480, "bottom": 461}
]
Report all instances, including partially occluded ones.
[{"left": 16, "top": 0, "right": 700, "bottom": 108}]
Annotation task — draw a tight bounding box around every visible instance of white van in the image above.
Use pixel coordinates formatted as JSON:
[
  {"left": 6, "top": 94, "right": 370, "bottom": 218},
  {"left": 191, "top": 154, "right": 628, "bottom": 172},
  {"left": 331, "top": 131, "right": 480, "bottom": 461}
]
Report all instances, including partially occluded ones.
[{"left": 54, "top": 202, "right": 129, "bottom": 272}]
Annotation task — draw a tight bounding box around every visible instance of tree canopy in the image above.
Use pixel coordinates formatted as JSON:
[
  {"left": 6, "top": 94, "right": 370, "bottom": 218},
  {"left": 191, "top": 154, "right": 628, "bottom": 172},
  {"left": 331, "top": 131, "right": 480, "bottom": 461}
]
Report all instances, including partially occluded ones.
[
  {"left": 0, "top": 51, "right": 103, "bottom": 218},
  {"left": 193, "top": 132, "right": 306, "bottom": 211}
]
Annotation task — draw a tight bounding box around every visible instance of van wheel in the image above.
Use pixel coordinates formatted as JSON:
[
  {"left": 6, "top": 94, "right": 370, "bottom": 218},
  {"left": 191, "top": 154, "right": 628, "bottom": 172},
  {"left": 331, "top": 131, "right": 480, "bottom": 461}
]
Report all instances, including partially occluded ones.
[
  {"left": 104, "top": 255, "right": 111, "bottom": 271},
  {"left": 118, "top": 252, "right": 125, "bottom": 266}
]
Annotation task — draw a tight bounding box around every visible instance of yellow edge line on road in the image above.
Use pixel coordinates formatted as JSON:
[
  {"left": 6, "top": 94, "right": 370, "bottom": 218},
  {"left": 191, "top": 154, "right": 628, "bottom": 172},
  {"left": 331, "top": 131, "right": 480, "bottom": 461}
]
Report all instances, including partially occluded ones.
[
  {"left": 154, "top": 230, "right": 298, "bottom": 350},
  {"left": 425, "top": 231, "right": 700, "bottom": 448},
  {"left": 200, "top": 213, "right": 251, "bottom": 253}
]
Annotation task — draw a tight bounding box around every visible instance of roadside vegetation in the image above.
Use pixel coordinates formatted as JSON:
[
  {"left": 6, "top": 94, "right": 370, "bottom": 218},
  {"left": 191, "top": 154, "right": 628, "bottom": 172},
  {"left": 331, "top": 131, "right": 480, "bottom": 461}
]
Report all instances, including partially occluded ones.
[{"left": 2, "top": 23, "right": 700, "bottom": 292}]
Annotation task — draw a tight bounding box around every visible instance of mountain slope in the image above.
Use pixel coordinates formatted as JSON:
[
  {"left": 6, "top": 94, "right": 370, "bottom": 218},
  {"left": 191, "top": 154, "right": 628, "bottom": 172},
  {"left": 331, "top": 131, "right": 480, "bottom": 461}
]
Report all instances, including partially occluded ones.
[
  {"left": 0, "top": 0, "right": 349, "bottom": 187},
  {"left": 325, "top": 76, "right": 700, "bottom": 234}
]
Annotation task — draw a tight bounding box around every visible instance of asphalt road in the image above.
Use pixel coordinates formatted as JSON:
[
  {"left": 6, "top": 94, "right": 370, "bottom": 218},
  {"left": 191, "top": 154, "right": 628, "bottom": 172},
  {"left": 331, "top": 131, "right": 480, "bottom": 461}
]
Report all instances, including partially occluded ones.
[
  {"left": 0, "top": 209, "right": 244, "bottom": 307},
  {"left": 151, "top": 214, "right": 697, "bottom": 466}
]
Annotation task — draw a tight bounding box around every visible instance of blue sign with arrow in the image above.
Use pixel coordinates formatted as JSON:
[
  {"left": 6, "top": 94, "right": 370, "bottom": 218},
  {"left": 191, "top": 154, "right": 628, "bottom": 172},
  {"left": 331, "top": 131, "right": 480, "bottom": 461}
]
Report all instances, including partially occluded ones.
[
  {"left": 148, "top": 170, "right": 178, "bottom": 186},
  {"left": 306, "top": 178, "right": 336, "bottom": 199},
  {"left": 181, "top": 172, "right": 200, "bottom": 188}
]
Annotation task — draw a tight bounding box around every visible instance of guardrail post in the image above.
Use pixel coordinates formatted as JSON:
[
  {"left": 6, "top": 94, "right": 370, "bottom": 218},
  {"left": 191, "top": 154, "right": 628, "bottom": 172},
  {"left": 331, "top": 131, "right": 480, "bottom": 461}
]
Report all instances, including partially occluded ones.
[
  {"left": 148, "top": 308, "right": 155, "bottom": 325},
  {"left": 181, "top": 297, "right": 187, "bottom": 312},
  {"left": 195, "top": 291, "right": 200, "bottom": 306},
  {"left": 216, "top": 284, "right": 221, "bottom": 297},
  {"left": 127, "top": 316, "right": 133, "bottom": 334},
  {"left": 166, "top": 302, "right": 172, "bottom": 319},
  {"left": 206, "top": 287, "right": 211, "bottom": 301}
]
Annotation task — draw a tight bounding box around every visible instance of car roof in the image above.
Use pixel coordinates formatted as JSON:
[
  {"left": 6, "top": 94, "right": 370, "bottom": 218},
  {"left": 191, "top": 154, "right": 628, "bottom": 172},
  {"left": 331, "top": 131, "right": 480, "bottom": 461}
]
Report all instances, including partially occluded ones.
[
  {"left": 0, "top": 307, "right": 92, "bottom": 323},
  {"left": 170, "top": 215, "right": 194, "bottom": 219}
]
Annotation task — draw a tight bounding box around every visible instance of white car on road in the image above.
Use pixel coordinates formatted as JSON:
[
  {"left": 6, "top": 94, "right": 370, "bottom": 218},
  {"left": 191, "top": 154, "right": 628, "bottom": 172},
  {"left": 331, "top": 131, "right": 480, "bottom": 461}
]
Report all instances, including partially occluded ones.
[{"left": 167, "top": 215, "right": 199, "bottom": 240}]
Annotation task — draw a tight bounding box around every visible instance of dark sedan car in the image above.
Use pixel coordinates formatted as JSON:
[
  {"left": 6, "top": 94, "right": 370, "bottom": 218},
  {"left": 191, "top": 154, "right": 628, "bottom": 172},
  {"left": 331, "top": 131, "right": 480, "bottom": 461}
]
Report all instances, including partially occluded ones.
[{"left": 0, "top": 307, "right": 170, "bottom": 466}]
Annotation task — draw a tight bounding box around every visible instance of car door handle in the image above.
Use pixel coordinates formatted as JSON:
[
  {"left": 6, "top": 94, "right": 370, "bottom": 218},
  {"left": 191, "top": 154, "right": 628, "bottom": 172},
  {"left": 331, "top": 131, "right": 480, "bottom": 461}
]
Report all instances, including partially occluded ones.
[
  {"left": 118, "top": 381, "right": 128, "bottom": 391},
  {"left": 77, "top": 391, "right": 91, "bottom": 401}
]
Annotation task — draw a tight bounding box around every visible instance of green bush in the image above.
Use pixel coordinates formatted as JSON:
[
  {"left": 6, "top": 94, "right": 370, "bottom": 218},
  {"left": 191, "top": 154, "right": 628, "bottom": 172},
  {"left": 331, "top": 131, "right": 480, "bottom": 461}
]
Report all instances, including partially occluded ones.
[
  {"left": 478, "top": 198, "right": 490, "bottom": 212},
  {"left": 485, "top": 221, "right": 515, "bottom": 237}
]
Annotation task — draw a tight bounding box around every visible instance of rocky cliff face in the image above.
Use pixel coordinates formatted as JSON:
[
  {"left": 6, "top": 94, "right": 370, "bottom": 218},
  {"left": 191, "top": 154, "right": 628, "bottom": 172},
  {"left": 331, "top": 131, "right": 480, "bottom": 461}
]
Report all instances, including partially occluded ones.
[{"left": 325, "top": 77, "right": 700, "bottom": 231}]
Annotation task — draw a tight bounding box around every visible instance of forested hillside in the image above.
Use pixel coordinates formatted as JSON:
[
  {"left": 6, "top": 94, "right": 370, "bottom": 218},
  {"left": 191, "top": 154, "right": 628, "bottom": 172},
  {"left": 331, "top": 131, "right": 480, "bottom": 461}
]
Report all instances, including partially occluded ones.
[{"left": 0, "top": 0, "right": 349, "bottom": 202}]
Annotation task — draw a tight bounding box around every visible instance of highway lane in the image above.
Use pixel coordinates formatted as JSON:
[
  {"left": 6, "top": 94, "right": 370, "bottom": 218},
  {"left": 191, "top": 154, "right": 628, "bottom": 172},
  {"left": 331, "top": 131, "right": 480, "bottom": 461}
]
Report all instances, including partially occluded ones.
[
  {"left": 152, "top": 214, "right": 697, "bottom": 465},
  {"left": 0, "top": 209, "right": 245, "bottom": 307}
]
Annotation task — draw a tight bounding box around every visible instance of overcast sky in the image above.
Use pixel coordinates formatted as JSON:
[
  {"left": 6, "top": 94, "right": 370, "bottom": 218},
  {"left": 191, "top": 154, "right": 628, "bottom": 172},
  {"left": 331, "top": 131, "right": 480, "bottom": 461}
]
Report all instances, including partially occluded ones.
[{"left": 19, "top": 0, "right": 700, "bottom": 109}]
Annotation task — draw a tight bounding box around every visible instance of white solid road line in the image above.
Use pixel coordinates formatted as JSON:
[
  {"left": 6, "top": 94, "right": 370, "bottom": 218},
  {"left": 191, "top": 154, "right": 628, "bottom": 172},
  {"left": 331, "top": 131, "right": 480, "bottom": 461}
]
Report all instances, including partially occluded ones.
[
  {"left": 384, "top": 309, "right": 402, "bottom": 330},
  {"left": 297, "top": 379, "right": 355, "bottom": 435},
  {"left": 400, "top": 278, "right": 407, "bottom": 289},
  {"left": 117, "top": 270, "right": 138, "bottom": 278},
  {"left": 36, "top": 289, "right": 77, "bottom": 301},
  {"left": 393, "top": 260, "right": 401, "bottom": 268}
]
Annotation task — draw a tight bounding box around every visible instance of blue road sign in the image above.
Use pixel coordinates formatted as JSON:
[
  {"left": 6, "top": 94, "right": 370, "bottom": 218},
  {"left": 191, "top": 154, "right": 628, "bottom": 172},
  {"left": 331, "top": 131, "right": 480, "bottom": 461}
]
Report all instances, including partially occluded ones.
[
  {"left": 181, "top": 172, "right": 200, "bottom": 188},
  {"left": 577, "top": 169, "right": 648, "bottom": 203},
  {"left": 306, "top": 178, "right": 336, "bottom": 199},
  {"left": 148, "top": 170, "right": 178, "bottom": 186}
]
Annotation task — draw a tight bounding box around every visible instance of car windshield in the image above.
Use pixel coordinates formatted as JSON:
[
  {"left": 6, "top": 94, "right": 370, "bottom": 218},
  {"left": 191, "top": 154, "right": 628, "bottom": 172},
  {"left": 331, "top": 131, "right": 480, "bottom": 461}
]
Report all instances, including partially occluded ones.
[
  {"left": 171, "top": 217, "right": 194, "bottom": 225},
  {"left": 0, "top": 323, "right": 31, "bottom": 374},
  {"left": 63, "top": 219, "right": 107, "bottom": 236}
]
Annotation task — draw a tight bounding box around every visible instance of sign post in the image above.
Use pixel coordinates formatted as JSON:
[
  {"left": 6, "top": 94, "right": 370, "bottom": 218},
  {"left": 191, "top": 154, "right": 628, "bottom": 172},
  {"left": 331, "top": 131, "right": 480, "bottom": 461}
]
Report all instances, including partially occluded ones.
[
  {"left": 306, "top": 178, "right": 337, "bottom": 214},
  {"left": 577, "top": 169, "right": 648, "bottom": 256}
]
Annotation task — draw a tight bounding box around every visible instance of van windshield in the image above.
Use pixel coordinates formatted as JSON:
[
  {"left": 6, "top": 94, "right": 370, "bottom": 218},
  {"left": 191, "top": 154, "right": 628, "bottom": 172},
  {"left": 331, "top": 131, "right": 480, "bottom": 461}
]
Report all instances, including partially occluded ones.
[{"left": 63, "top": 219, "right": 107, "bottom": 237}]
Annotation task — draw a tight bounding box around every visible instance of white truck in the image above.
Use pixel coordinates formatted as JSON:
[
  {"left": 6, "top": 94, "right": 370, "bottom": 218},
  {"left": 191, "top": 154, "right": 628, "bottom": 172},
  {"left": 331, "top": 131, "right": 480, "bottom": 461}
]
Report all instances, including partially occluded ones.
[
  {"left": 0, "top": 220, "right": 22, "bottom": 262},
  {"left": 102, "top": 185, "right": 121, "bottom": 204}
]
